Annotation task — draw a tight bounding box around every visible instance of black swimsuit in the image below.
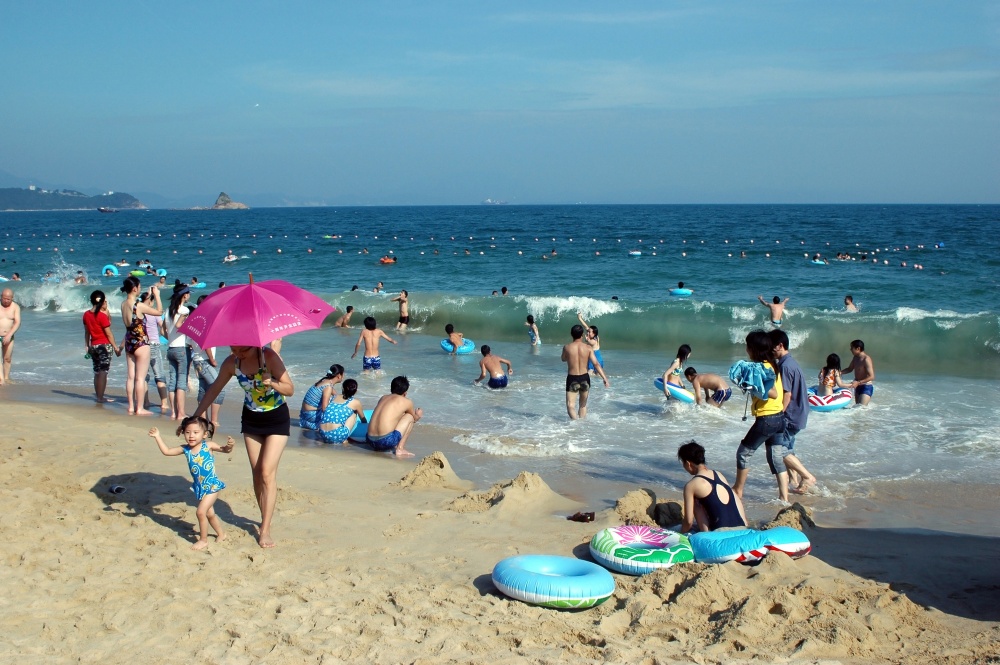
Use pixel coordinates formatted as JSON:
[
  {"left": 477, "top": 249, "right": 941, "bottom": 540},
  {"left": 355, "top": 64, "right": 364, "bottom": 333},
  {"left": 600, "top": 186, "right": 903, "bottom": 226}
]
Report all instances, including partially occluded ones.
[
  {"left": 566, "top": 373, "right": 591, "bottom": 392},
  {"left": 695, "top": 471, "right": 746, "bottom": 530}
]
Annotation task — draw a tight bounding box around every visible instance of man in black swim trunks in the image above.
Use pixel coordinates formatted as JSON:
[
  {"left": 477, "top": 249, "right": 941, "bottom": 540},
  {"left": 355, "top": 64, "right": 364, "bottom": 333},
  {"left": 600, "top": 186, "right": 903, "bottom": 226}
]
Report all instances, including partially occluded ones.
[
  {"left": 561, "top": 324, "right": 609, "bottom": 419},
  {"left": 391, "top": 290, "right": 409, "bottom": 331}
]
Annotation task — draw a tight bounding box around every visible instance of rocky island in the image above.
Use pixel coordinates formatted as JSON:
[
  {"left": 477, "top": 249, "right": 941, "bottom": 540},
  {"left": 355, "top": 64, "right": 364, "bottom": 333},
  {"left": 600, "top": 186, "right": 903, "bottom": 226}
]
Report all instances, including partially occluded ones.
[{"left": 191, "top": 192, "right": 249, "bottom": 210}]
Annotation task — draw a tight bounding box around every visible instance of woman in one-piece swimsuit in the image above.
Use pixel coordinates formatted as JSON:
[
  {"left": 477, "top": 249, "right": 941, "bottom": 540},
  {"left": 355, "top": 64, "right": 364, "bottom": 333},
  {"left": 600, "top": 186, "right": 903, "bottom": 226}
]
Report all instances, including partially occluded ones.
[{"left": 120, "top": 276, "right": 162, "bottom": 415}]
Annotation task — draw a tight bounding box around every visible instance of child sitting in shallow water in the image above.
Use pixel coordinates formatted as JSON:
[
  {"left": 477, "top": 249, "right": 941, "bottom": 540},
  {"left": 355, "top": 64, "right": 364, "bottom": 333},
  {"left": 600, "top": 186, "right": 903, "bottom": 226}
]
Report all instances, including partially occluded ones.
[{"left": 149, "top": 417, "right": 234, "bottom": 550}]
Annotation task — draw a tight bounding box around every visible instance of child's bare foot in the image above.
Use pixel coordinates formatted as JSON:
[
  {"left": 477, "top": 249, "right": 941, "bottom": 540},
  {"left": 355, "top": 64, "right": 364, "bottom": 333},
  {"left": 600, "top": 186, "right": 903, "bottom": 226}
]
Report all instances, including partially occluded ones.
[
  {"left": 790, "top": 476, "right": 817, "bottom": 495},
  {"left": 191, "top": 539, "right": 209, "bottom": 550},
  {"left": 258, "top": 534, "right": 276, "bottom": 548},
  {"left": 394, "top": 449, "right": 415, "bottom": 458},
  {"left": 216, "top": 532, "right": 227, "bottom": 544},
  {"left": 135, "top": 409, "right": 154, "bottom": 416}
]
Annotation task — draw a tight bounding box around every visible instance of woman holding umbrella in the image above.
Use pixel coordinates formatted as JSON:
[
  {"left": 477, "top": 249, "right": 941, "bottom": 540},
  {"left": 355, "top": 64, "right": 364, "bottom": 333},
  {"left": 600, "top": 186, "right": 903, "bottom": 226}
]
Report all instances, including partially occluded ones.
[
  {"left": 193, "top": 346, "right": 294, "bottom": 549},
  {"left": 182, "top": 275, "right": 333, "bottom": 549}
]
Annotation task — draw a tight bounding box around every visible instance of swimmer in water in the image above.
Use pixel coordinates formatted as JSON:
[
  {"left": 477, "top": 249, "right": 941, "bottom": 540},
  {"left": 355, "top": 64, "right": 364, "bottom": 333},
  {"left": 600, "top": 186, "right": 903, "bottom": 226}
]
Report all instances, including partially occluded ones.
[
  {"left": 474, "top": 345, "right": 513, "bottom": 389},
  {"left": 844, "top": 295, "right": 858, "bottom": 312},
  {"left": 222, "top": 249, "right": 238, "bottom": 263},
  {"left": 758, "top": 295, "right": 789, "bottom": 326}
]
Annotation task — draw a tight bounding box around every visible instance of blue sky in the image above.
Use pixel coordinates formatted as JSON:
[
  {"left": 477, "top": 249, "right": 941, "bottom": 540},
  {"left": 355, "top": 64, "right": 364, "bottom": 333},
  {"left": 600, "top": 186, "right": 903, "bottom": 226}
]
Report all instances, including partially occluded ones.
[{"left": 2, "top": 1, "right": 997, "bottom": 205}]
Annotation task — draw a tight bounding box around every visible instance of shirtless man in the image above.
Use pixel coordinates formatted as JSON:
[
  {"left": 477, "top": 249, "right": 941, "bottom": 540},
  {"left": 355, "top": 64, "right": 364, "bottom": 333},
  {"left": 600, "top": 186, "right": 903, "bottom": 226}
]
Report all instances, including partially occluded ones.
[
  {"left": 844, "top": 295, "right": 858, "bottom": 312},
  {"left": 334, "top": 305, "right": 354, "bottom": 328},
  {"left": 677, "top": 441, "right": 747, "bottom": 532},
  {"left": 842, "top": 339, "right": 876, "bottom": 406},
  {"left": 74, "top": 271, "right": 87, "bottom": 285},
  {"left": 0, "top": 288, "right": 22, "bottom": 385},
  {"left": 366, "top": 375, "right": 422, "bottom": 458},
  {"left": 391, "top": 290, "right": 409, "bottom": 331},
  {"left": 444, "top": 323, "right": 464, "bottom": 354},
  {"left": 474, "top": 345, "right": 513, "bottom": 389},
  {"left": 351, "top": 316, "right": 397, "bottom": 371},
  {"left": 561, "top": 324, "right": 610, "bottom": 419},
  {"left": 758, "top": 295, "right": 789, "bottom": 326},
  {"left": 683, "top": 368, "right": 731, "bottom": 408}
]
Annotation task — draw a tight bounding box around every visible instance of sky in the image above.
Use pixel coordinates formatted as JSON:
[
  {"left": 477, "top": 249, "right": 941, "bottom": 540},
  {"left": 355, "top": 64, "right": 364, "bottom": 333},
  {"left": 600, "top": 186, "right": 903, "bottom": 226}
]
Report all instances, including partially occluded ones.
[{"left": 1, "top": 1, "right": 998, "bottom": 205}]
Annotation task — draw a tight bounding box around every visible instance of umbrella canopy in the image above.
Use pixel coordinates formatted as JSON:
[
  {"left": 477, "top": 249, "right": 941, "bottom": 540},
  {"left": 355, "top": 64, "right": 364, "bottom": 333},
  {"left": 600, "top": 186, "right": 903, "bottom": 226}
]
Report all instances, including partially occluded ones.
[{"left": 178, "top": 277, "right": 334, "bottom": 349}]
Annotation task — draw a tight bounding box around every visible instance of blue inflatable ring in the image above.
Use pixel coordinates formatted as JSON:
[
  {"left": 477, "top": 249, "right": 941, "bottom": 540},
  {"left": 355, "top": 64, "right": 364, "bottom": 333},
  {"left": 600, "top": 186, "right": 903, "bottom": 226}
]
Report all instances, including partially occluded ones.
[
  {"left": 190, "top": 282, "right": 207, "bottom": 289},
  {"left": 653, "top": 377, "right": 696, "bottom": 404},
  {"left": 347, "top": 409, "right": 375, "bottom": 443},
  {"left": 689, "top": 526, "right": 812, "bottom": 564},
  {"left": 156, "top": 268, "right": 167, "bottom": 277},
  {"left": 102, "top": 264, "right": 119, "bottom": 276},
  {"left": 492, "top": 555, "right": 615, "bottom": 609},
  {"left": 441, "top": 338, "right": 475, "bottom": 354},
  {"left": 669, "top": 288, "right": 693, "bottom": 296}
]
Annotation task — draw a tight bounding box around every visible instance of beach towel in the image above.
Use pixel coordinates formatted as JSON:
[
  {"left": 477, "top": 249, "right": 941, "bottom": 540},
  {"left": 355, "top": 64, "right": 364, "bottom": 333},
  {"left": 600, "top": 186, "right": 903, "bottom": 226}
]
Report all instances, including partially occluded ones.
[{"left": 728, "top": 360, "right": 776, "bottom": 399}]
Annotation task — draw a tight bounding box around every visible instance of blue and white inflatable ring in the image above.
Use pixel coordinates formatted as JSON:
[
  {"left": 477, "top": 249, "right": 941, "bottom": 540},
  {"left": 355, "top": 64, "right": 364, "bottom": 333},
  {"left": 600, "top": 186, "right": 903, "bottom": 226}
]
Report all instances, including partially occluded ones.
[
  {"left": 807, "top": 386, "right": 853, "bottom": 412},
  {"left": 102, "top": 264, "right": 119, "bottom": 277},
  {"left": 669, "top": 288, "right": 693, "bottom": 297},
  {"left": 492, "top": 555, "right": 615, "bottom": 609},
  {"left": 653, "top": 377, "right": 696, "bottom": 403},
  {"left": 441, "top": 338, "right": 476, "bottom": 354}
]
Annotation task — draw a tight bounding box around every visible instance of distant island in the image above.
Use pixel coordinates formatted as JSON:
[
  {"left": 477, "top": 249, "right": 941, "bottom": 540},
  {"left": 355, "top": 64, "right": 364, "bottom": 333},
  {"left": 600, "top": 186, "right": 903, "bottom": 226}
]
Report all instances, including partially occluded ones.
[
  {"left": 190, "top": 192, "right": 249, "bottom": 210},
  {"left": 481, "top": 198, "right": 507, "bottom": 205},
  {"left": 0, "top": 186, "right": 146, "bottom": 211}
]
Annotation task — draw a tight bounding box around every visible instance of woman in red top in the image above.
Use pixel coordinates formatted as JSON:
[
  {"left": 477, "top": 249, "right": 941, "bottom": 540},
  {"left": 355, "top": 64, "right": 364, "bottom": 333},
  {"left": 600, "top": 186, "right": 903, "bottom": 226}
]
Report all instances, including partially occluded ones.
[{"left": 83, "top": 290, "right": 122, "bottom": 403}]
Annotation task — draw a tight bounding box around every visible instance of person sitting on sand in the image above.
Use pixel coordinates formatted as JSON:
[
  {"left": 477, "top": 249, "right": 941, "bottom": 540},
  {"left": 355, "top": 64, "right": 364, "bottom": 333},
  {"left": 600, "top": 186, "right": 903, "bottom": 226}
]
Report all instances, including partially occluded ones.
[
  {"left": 683, "top": 368, "right": 731, "bottom": 407},
  {"left": 366, "top": 375, "right": 422, "bottom": 458},
  {"left": 149, "top": 418, "right": 235, "bottom": 550},
  {"left": 474, "top": 345, "right": 513, "bottom": 389},
  {"left": 758, "top": 295, "right": 790, "bottom": 326},
  {"left": 334, "top": 305, "right": 354, "bottom": 328},
  {"left": 677, "top": 441, "right": 747, "bottom": 532},
  {"left": 352, "top": 316, "right": 396, "bottom": 371},
  {"left": 444, "top": 323, "right": 464, "bottom": 354}
]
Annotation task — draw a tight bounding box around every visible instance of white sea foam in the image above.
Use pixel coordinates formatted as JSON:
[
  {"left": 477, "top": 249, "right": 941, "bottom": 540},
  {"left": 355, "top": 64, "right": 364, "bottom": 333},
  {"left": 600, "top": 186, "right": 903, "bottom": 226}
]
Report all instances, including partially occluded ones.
[{"left": 519, "top": 295, "right": 622, "bottom": 321}]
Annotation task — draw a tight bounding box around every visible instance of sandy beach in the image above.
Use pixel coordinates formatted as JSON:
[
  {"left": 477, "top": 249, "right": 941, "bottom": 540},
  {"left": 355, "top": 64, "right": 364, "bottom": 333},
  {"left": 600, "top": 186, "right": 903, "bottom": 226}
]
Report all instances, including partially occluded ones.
[{"left": 1, "top": 389, "right": 998, "bottom": 664}]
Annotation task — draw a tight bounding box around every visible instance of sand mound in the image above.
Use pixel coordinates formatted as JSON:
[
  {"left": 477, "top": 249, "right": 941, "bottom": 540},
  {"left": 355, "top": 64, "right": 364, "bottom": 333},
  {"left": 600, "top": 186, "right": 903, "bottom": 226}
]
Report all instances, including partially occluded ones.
[
  {"left": 393, "top": 451, "right": 472, "bottom": 491},
  {"left": 762, "top": 501, "right": 816, "bottom": 530},
  {"left": 601, "top": 552, "right": 994, "bottom": 663},
  {"left": 449, "top": 472, "right": 577, "bottom": 515},
  {"left": 614, "top": 488, "right": 657, "bottom": 525}
]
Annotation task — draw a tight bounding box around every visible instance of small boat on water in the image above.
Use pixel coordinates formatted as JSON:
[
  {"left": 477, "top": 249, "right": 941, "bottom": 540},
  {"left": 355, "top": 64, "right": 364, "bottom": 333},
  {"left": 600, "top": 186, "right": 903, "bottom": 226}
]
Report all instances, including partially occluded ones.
[{"left": 97, "top": 207, "right": 119, "bottom": 213}]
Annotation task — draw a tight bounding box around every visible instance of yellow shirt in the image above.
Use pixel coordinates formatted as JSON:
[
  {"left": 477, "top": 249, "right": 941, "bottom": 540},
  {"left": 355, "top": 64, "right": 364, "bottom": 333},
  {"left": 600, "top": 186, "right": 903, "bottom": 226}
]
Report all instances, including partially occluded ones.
[{"left": 751, "top": 362, "right": 784, "bottom": 417}]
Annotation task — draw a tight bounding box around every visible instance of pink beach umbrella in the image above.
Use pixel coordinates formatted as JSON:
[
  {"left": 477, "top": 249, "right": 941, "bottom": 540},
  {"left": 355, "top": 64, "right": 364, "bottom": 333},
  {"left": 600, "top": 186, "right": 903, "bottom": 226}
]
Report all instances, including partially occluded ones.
[{"left": 178, "top": 275, "right": 334, "bottom": 349}]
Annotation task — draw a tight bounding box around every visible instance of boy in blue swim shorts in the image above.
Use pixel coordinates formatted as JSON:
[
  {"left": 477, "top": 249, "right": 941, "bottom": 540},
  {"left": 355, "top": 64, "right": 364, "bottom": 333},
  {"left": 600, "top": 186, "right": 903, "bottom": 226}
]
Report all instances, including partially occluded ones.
[
  {"left": 352, "top": 316, "right": 396, "bottom": 373},
  {"left": 843, "top": 339, "right": 876, "bottom": 406},
  {"left": 684, "top": 368, "right": 732, "bottom": 408},
  {"left": 366, "top": 375, "right": 422, "bottom": 457},
  {"left": 474, "top": 344, "right": 514, "bottom": 389}
]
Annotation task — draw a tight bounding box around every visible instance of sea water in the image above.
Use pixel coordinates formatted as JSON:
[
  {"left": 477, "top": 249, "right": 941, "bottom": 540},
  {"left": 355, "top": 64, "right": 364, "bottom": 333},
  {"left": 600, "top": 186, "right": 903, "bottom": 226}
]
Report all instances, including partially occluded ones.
[{"left": 3, "top": 205, "right": 999, "bottom": 525}]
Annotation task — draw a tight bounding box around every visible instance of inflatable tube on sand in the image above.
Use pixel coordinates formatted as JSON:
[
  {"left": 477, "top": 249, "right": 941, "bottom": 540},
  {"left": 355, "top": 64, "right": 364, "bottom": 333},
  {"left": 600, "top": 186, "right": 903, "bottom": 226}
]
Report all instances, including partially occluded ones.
[
  {"left": 441, "top": 338, "right": 476, "bottom": 354},
  {"left": 653, "top": 377, "right": 696, "bottom": 403},
  {"left": 347, "top": 409, "right": 375, "bottom": 443},
  {"left": 689, "top": 526, "right": 811, "bottom": 564},
  {"left": 807, "top": 386, "right": 853, "bottom": 412},
  {"left": 492, "top": 555, "right": 614, "bottom": 609},
  {"left": 589, "top": 525, "right": 694, "bottom": 575}
]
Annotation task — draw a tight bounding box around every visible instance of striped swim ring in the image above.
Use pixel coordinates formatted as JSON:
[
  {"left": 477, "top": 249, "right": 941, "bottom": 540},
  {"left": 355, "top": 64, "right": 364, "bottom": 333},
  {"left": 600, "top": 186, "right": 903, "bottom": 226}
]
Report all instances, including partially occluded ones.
[
  {"left": 491, "top": 555, "right": 615, "bottom": 609},
  {"left": 689, "top": 526, "right": 812, "bottom": 564},
  {"left": 807, "top": 386, "right": 853, "bottom": 412},
  {"left": 589, "top": 525, "right": 694, "bottom": 575}
]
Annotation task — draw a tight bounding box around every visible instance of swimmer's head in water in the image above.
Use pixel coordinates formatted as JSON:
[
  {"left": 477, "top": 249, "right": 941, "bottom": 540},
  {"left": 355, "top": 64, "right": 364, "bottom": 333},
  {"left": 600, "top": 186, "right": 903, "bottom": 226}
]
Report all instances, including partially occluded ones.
[
  {"left": 364, "top": 317, "right": 377, "bottom": 330},
  {"left": 571, "top": 324, "right": 585, "bottom": 340},
  {"left": 345, "top": 305, "right": 354, "bottom": 313},
  {"left": 772, "top": 296, "right": 781, "bottom": 304},
  {"left": 481, "top": 344, "right": 491, "bottom": 356},
  {"left": 850, "top": 339, "right": 865, "bottom": 352},
  {"left": 445, "top": 323, "right": 455, "bottom": 335},
  {"left": 526, "top": 315, "right": 534, "bottom": 324}
]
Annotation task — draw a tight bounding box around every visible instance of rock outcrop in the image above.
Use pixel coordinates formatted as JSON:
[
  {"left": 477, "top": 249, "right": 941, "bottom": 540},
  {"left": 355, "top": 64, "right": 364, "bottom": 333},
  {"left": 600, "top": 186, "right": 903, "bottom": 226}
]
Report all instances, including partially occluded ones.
[{"left": 211, "top": 192, "right": 249, "bottom": 210}]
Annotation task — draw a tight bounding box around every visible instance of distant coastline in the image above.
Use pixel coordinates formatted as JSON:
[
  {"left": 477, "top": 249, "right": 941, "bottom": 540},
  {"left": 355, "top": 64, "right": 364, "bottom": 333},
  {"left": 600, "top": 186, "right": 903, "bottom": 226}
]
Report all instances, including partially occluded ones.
[{"left": 0, "top": 187, "right": 145, "bottom": 212}]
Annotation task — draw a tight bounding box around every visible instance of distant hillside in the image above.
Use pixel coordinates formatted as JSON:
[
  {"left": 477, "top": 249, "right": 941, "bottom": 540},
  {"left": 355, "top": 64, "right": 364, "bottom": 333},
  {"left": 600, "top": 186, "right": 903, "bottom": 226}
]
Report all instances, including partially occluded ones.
[{"left": 0, "top": 187, "right": 146, "bottom": 211}]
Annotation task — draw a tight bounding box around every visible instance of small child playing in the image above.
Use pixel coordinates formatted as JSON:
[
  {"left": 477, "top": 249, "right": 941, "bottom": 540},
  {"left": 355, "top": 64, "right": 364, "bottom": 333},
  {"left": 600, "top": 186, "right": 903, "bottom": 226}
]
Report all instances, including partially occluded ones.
[
  {"left": 149, "top": 417, "right": 235, "bottom": 550},
  {"left": 817, "top": 353, "right": 850, "bottom": 396}
]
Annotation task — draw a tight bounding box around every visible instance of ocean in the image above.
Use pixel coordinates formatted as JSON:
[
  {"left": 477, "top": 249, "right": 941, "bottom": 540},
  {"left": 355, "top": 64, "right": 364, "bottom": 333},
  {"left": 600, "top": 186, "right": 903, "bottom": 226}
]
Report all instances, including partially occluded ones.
[{"left": 3, "top": 204, "right": 999, "bottom": 528}]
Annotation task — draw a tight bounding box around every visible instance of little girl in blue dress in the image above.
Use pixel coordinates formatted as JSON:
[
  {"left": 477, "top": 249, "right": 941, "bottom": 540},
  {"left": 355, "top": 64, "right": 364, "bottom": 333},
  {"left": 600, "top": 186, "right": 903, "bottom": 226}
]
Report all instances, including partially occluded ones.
[{"left": 150, "top": 416, "right": 235, "bottom": 550}]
